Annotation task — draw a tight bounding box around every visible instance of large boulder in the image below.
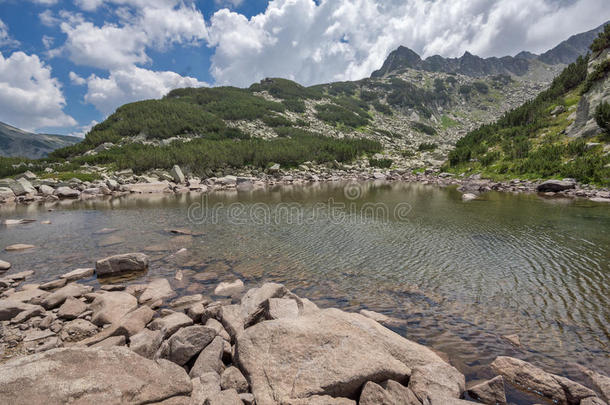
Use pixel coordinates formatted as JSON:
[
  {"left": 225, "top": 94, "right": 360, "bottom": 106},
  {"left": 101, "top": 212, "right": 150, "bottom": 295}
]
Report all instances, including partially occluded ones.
[
  {"left": 10, "top": 178, "right": 36, "bottom": 196},
  {"left": 491, "top": 356, "right": 597, "bottom": 405},
  {"left": 54, "top": 186, "right": 81, "bottom": 198},
  {"left": 158, "top": 325, "right": 217, "bottom": 366},
  {"left": 190, "top": 335, "right": 225, "bottom": 377},
  {"left": 90, "top": 291, "right": 138, "bottom": 326},
  {"left": 408, "top": 361, "right": 466, "bottom": 403},
  {"left": 536, "top": 180, "right": 576, "bottom": 192},
  {"left": 130, "top": 328, "right": 164, "bottom": 359},
  {"left": 149, "top": 311, "right": 194, "bottom": 338},
  {"left": 235, "top": 307, "right": 453, "bottom": 405},
  {"left": 0, "top": 347, "right": 192, "bottom": 404},
  {"left": 170, "top": 165, "right": 186, "bottom": 184},
  {"left": 466, "top": 376, "right": 507, "bottom": 405},
  {"left": 95, "top": 253, "right": 149, "bottom": 277}
]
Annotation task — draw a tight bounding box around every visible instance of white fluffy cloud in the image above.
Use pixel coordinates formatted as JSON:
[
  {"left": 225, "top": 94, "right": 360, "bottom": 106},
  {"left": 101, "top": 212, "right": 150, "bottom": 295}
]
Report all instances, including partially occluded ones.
[
  {"left": 207, "top": 0, "right": 610, "bottom": 87},
  {"left": 0, "top": 51, "right": 76, "bottom": 131},
  {"left": 83, "top": 66, "right": 208, "bottom": 115},
  {"left": 56, "top": 1, "right": 207, "bottom": 71},
  {"left": 0, "top": 18, "right": 19, "bottom": 48}
]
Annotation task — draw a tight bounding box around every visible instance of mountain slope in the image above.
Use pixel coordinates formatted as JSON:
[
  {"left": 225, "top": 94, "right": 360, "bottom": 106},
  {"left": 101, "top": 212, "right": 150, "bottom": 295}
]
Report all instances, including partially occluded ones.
[
  {"left": 0, "top": 122, "right": 81, "bottom": 159},
  {"left": 41, "top": 26, "right": 607, "bottom": 179},
  {"left": 372, "top": 21, "right": 608, "bottom": 78},
  {"left": 445, "top": 25, "right": 610, "bottom": 186}
]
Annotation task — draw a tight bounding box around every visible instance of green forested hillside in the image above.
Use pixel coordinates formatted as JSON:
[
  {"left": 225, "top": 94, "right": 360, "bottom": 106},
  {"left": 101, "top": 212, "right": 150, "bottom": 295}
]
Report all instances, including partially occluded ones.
[{"left": 445, "top": 26, "right": 610, "bottom": 186}]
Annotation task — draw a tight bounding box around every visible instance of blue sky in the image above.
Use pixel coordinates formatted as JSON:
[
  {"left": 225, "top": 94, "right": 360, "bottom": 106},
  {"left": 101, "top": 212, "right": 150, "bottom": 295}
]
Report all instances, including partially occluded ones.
[{"left": 0, "top": 0, "right": 608, "bottom": 137}]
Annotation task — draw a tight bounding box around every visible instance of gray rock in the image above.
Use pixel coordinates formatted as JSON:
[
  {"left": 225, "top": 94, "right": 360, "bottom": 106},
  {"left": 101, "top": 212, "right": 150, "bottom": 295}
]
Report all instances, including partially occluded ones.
[
  {"left": 95, "top": 252, "right": 149, "bottom": 277},
  {"left": 235, "top": 307, "right": 450, "bottom": 404},
  {"left": 0, "top": 187, "right": 15, "bottom": 201},
  {"left": 41, "top": 283, "right": 93, "bottom": 309},
  {"left": 54, "top": 186, "right": 81, "bottom": 198},
  {"left": 409, "top": 361, "right": 466, "bottom": 403},
  {"left": 139, "top": 278, "right": 176, "bottom": 305},
  {"left": 130, "top": 328, "right": 164, "bottom": 359},
  {"left": 158, "top": 325, "right": 217, "bottom": 366},
  {"left": 57, "top": 296, "right": 87, "bottom": 320},
  {"left": 266, "top": 297, "right": 299, "bottom": 320},
  {"left": 170, "top": 165, "right": 186, "bottom": 184},
  {"left": 220, "top": 366, "right": 249, "bottom": 393},
  {"left": 39, "top": 278, "right": 67, "bottom": 290},
  {"left": 149, "top": 311, "right": 194, "bottom": 338},
  {"left": 491, "top": 356, "right": 597, "bottom": 405},
  {"left": 90, "top": 291, "right": 138, "bottom": 326},
  {"left": 10, "top": 178, "right": 36, "bottom": 196},
  {"left": 38, "top": 184, "right": 55, "bottom": 196},
  {"left": 467, "top": 376, "right": 507, "bottom": 405},
  {"left": 190, "top": 336, "right": 225, "bottom": 377},
  {"left": 60, "top": 318, "right": 99, "bottom": 342},
  {"left": 78, "top": 305, "right": 156, "bottom": 346},
  {"left": 191, "top": 372, "right": 221, "bottom": 405},
  {"left": 0, "top": 347, "right": 192, "bottom": 404}
]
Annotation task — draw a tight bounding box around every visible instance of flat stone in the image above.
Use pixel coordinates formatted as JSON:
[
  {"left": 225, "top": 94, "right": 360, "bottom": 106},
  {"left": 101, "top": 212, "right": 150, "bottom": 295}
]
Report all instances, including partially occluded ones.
[
  {"left": 57, "top": 296, "right": 88, "bottom": 320},
  {"left": 41, "top": 283, "right": 93, "bottom": 309},
  {"left": 491, "top": 356, "right": 588, "bottom": 404},
  {"left": 0, "top": 300, "right": 43, "bottom": 321},
  {"left": 3, "top": 270, "right": 34, "bottom": 281},
  {"left": 39, "top": 278, "right": 67, "bottom": 290},
  {"left": 95, "top": 253, "right": 149, "bottom": 277},
  {"left": 23, "top": 329, "right": 56, "bottom": 342},
  {"left": 0, "top": 260, "right": 11, "bottom": 271},
  {"left": 79, "top": 305, "right": 156, "bottom": 346},
  {"left": 54, "top": 186, "right": 80, "bottom": 198},
  {"left": 283, "top": 396, "right": 356, "bottom": 405},
  {"left": 157, "top": 325, "right": 217, "bottom": 366},
  {"left": 5, "top": 244, "right": 36, "bottom": 251},
  {"left": 139, "top": 278, "right": 176, "bottom": 305},
  {"left": 125, "top": 182, "right": 171, "bottom": 194},
  {"left": 149, "top": 311, "right": 193, "bottom": 338},
  {"left": 235, "top": 307, "right": 450, "bottom": 404},
  {"left": 0, "top": 347, "right": 192, "bottom": 404},
  {"left": 60, "top": 267, "right": 95, "bottom": 282},
  {"left": 90, "top": 291, "right": 138, "bottom": 326},
  {"left": 467, "top": 376, "right": 507, "bottom": 405},
  {"left": 5, "top": 287, "right": 47, "bottom": 303}
]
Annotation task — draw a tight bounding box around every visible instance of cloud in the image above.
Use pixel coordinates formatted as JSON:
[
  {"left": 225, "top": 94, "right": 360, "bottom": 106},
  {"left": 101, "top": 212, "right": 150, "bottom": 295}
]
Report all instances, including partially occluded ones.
[
  {"left": 28, "top": 0, "right": 59, "bottom": 5},
  {"left": 83, "top": 66, "right": 208, "bottom": 115},
  {"left": 69, "top": 71, "right": 87, "bottom": 85},
  {"left": 69, "top": 120, "right": 99, "bottom": 138},
  {"left": 206, "top": 0, "right": 610, "bottom": 87},
  {"left": 214, "top": 0, "right": 244, "bottom": 8},
  {"left": 0, "top": 18, "right": 20, "bottom": 48},
  {"left": 0, "top": 51, "right": 76, "bottom": 131},
  {"left": 57, "top": 1, "right": 207, "bottom": 70}
]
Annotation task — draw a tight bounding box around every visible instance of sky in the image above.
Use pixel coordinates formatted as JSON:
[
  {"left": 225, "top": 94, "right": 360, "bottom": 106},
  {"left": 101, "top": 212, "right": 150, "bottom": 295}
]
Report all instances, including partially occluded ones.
[{"left": 0, "top": 0, "right": 608, "bottom": 137}]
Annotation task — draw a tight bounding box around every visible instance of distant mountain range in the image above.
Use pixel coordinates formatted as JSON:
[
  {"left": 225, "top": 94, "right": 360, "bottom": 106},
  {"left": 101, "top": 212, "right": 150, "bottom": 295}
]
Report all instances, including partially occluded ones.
[
  {"left": 372, "top": 21, "right": 608, "bottom": 78},
  {"left": 0, "top": 121, "right": 81, "bottom": 159}
]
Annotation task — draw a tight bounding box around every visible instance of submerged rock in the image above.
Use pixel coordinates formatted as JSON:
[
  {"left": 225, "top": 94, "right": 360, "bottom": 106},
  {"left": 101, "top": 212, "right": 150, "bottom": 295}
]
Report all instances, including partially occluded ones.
[
  {"left": 0, "top": 347, "right": 192, "bottom": 405},
  {"left": 5, "top": 244, "right": 36, "bottom": 251},
  {"left": 95, "top": 253, "right": 149, "bottom": 277}
]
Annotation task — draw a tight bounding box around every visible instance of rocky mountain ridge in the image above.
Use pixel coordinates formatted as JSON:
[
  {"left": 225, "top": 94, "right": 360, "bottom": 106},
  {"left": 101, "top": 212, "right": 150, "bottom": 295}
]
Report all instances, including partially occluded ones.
[{"left": 372, "top": 21, "right": 608, "bottom": 78}]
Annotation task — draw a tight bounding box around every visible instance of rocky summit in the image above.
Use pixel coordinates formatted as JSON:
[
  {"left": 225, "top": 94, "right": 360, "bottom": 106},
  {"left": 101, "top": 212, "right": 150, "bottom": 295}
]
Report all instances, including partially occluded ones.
[{"left": 0, "top": 259, "right": 608, "bottom": 405}]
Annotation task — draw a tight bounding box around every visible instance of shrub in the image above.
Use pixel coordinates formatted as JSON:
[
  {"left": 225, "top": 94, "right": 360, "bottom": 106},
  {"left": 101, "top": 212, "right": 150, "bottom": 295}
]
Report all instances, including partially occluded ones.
[
  {"left": 590, "top": 23, "right": 610, "bottom": 53},
  {"left": 411, "top": 121, "right": 437, "bottom": 136},
  {"left": 315, "top": 104, "right": 369, "bottom": 128},
  {"left": 369, "top": 158, "right": 393, "bottom": 168},
  {"left": 418, "top": 143, "right": 438, "bottom": 151},
  {"left": 473, "top": 81, "right": 489, "bottom": 94},
  {"left": 594, "top": 101, "right": 610, "bottom": 134}
]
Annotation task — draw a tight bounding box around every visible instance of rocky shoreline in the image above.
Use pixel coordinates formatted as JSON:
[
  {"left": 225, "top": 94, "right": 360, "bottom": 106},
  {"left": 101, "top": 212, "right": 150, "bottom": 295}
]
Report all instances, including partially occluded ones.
[
  {"left": 0, "top": 252, "right": 609, "bottom": 405},
  {"left": 1, "top": 163, "right": 609, "bottom": 208}
]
